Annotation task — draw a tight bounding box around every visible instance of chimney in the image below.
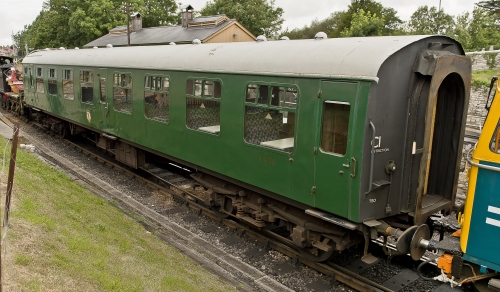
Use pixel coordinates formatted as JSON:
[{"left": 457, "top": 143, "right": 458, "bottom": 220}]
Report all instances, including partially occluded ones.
[
  {"left": 131, "top": 12, "right": 142, "bottom": 31},
  {"left": 180, "top": 5, "right": 194, "bottom": 28}
]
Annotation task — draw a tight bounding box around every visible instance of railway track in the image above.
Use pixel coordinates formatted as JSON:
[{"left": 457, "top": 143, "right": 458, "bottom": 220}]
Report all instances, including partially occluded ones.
[{"left": 1, "top": 112, "right": 463, "bottom": 292}]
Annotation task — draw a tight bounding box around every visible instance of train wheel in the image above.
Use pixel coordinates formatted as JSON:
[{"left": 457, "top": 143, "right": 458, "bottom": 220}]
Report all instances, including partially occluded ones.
[
  {"left": 297, "top": 237, "right": 336, "bottom": 262},
  {"left": 298, "top": 244, "right": 336, "bottom": 262}
]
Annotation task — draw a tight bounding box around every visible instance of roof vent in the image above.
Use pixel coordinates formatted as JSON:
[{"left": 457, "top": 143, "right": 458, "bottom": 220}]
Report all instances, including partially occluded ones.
[
  {"left": 106, "top": 44, "right": 113, "bottom": 48},
  {"left": 192, "top": 39, "right": 201, "bottom": 44},
  {"left": 256, "top": 35, "right": 267, "bottom": 42},
  {"left": 75, "top": 47, "right": 80, "bottom": 50},
  {"left": 58, "top": 47, "right": 66, "bottom": 50},
  {"left": 280, "top": 36, "right": 290, "bottom": 41},
  {"left": 93, "top": 46, "right": 99, "bottom": 49},
  {"left": 169, "top": 42, "right": 176, "bottom": 45},
  {"left": 44, "top": 48, "right": 50, "bottom": 51},
  {"left": 314, "top": 32, "right": 327, "bottom": 40}
]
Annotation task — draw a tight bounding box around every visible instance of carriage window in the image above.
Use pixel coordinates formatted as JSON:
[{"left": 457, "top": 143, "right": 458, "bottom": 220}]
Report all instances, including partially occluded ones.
[
  {"left": 47, "top": 68, "right": 57, "bottom": 96},
  {"left": 321, "top": 102, "right": 350, "bottom": 155},
  {"left": 23, "top": 67, "right": 29, "bottom": 91},
  {"left": 99, "top": 77, "right": 106, "bottom": 103},
  {"left": 144, "top": 75, "right": 169, "bottom": 123},
  {"left": 186, "top": 79, "right": 221, "bottom": 134},
  {"left": 490, "top": 119, "right": 500, "bottom": 154},
  {"left": 35, "top": 67, "right": 44, "bottom": 93},
  {"left": 113, "top": 73, "right": 132, "bottom": 114},
  {"left": 80, "top": 70, "right": 93, "bottom": 103},
  {"left": 244, "top": 84, "right": 297, "bottom": 153},
  {"left": 62, "top": 69, "right": 74, "bottom": 100},
  {"left": 28, "top": 68, "right": 34, "bottom": 89}
]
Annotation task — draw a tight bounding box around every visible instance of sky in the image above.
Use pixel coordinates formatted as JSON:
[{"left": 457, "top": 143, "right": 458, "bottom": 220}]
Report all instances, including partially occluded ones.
[{"left": 1, "top": 0, "right": 478, "bottom": 46}]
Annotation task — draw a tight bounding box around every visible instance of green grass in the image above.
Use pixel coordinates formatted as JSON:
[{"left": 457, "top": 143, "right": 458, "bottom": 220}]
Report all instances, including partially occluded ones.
[
  {"left": 1, "top": 138, "right": 235, "bottom": 292},
  {"left": 472, "top": 69, "right": 500, "bottom": 89}
]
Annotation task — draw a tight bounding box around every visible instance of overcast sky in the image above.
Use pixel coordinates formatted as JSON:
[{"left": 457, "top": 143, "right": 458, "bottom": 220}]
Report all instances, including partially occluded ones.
[{"left": 1, "top": 0, "right": 478, "bottom": 46}]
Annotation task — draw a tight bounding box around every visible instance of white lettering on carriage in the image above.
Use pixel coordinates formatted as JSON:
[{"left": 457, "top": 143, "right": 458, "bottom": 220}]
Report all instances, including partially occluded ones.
[
  {"left": 486, "top": 217, "right": 500, "bottom": 228},
  {"left": 488, "top": 206, "right": 500, "bottom": 215}
]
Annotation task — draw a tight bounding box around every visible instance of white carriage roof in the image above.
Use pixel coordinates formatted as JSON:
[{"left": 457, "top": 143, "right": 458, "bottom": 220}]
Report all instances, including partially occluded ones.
[{"left": 24, "top": 35, "right": 459, "bottom": 82}]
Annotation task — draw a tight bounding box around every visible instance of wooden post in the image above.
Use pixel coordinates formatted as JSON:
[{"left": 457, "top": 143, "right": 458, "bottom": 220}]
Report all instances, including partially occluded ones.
[{"left": 1, "top": 122, "right": 20, "bottom": 292}]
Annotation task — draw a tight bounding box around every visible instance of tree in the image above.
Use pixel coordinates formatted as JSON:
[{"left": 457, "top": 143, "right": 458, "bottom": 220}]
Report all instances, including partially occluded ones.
[
  {"left": 333, "top": 0, "right": 402, "bottom": 37},
  {"left": 340, "top": 9, "right": 385, "bottom": 37},
  {"left": 199, "top": 0, "right": 284, "bottom": 37},
  {"left": 468, "top": 7, "right": 500, "bottom": 50},
  {"left": 476, "top": 0, "right": 500, "bottom": 18},
  {"left": 281, "top": 12, "right": 343, "bottom": 39},
  {"left": 407, "top": 6, "right": 454, "bottom": 35},
  {"left": 141, "top": 0, "right": 178, "bottom": 27}
]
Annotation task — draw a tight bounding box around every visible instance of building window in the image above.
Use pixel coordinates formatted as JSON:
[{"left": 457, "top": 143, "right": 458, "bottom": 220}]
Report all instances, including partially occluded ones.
[
  {"left": 244, "top": 84, "right": 297, "bottom": 153},
  {"left": 113, "top": 73, "right": 132, "bottom": 113},
  {"left": 47, "top": 68, "right": 57, "bottom": 96},
  {"left": 36, "top": 67, "right": 44, "bottom": 93},
  {"left": 144, "top": 75, "right": 169, "bottom": 123},
  {"left": 186, "top": 79, "right": 221, "bottom": 134},
  {"left": 62, "top": 69, "right": 74, "bottom": 100},
  {"left": 80, "top": 70, "right": 93, "bottom": 103},
  {"left": 320, "top": 102, "right": 350, "bottom": 156}
]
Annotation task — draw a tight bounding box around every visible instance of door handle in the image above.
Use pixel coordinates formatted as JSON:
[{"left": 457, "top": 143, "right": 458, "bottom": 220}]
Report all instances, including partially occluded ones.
[
  {"left": 350, "top": 157, "right": 357, "bottom": 178},
  {"left": 104, "top": 102, "right": 109, "bottom": 116}
]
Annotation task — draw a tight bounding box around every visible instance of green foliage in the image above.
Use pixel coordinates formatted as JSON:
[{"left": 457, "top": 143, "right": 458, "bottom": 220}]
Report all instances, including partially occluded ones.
[
  {"left": 408, "top": 6, "right": 454, "bottom": 35},
  {"left": 340, "top": 9, "right": 385, "bottom": 37},
  {"left": 476, "top": 0, "right": 500, "bottom": 19},
  {"left": 485, "top": 52, "right": 499, "bottom": 69},
  {"left": 467, "top": 7, "right": 500, "bottom": 51},
  {"left": 199, "top": 0, "right": 284, "bottom": 37},
  {"left": 282, "top": 12, "right": 343, "bottom": 39},
  {"left": 13, "top": 0, "right": 178, "bottom": 50},
  {"left": 472, "top": 69, "right": 500, "bottom": 89}
]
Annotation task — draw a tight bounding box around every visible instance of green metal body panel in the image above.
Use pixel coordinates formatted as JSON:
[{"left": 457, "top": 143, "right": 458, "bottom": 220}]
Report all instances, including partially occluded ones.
[{"left": 23, "top": 64, "right": 370, "bottom": 222}]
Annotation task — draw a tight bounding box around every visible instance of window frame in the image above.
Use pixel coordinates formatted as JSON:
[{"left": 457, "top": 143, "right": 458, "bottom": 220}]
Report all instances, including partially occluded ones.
[
  {"left": 35, "top": 66, "right": 44, "bottom": 93},
  {"left": 62, "top": 68, "right": 74, "bottom": 100},
  {"left": 243, "top": 82, "right": 299, "bottom": 153},
  {"left": 112, "top": 71, "right": 133, "bottom": 114},
  {"left": 185, "top": 77, "right": 223, "bottom": 135},
  {"left": 47, "top": 68, "right": 57, "bottom": 96},
  {"left": 144, "top": 74, "right": 170, "bottom": 124},
  {"left": 490, "top": 118, "right": 500, "bottom": 154},
  {"left": 319, "top": 100, "right": 351, "bottom": 157},
  {"left": 79, "top": 69, "right": 94, "bottom": 104}
]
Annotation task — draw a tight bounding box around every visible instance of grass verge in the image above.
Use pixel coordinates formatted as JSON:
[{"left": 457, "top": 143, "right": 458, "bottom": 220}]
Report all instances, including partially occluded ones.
[
  {"left": 0, "top": 137, "right": 235, "bottom": 292},
  {"left": 472, "top": 69, "right": 500, "bottom": 89}
]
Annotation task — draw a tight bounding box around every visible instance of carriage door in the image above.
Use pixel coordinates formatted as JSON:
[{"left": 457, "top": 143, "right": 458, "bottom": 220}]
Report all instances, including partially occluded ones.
[
  {"left": 314, "top": 81, "right": 358, "bottom": 218},
  {"left": 96, "top": 69, "right": 110, "bottom": 131}
]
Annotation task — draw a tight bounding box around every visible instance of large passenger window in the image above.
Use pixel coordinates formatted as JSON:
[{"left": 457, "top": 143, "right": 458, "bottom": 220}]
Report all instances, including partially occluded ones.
[
  {"left": 144, "top": 75, "right": 169, "bottom": 123},
  {"left": 244, "top": 84, "right": 297, "bottom": 153},
  {"left": 80, "top": 70, "right": 93, "bottom": 103},
  {"left": 186, "top": 79, "right": 221, "bottom": 134},
  {"left": 321, "top": 101, "right": 350, "bottom": 155},
  {"left": 62, "top": 69, "right": 74, "bottom": 100},
  {"left": 35, "top": 67, "right": 44, "bottom": 93},
  {"left": 490, "top": 119, "right": 500, "bottom": 154},
  {"left": 113, "top": 73, "right": 132, "bottom": 113},
  {"left": 47, "top": 68, "right": 57, "bottom": 96}
]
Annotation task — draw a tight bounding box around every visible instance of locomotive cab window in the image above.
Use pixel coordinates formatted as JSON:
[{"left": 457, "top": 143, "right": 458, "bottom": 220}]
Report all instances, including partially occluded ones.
[
  {"left": 490, "top": 118, "right": 500, "bottom": 154},
  {"left": 186, "top": 79, "right": 222, "bottom": 134},
  {"left": 144, "top": 75, "right": 170, "bottom": 123},
  {"left": 35, "top": 67, "right": 44, "bottom": 93},
  {"left": 244, "top": 84, "right": 297, "bottom": 153},
  {"left": 113, "top": 73, "right": 132, "bottom": 114},
  {"left": 320, "top": 101, "right": 350, "bottom": 156},
  {"left": 80, "top": 70, "right": 93, "bottom": 103},
  {"left": 62, "top": 69, "right": 74, "bottom": 100},
  {"left": 47, "top": 68, "right": 57, "bottom": 96}
]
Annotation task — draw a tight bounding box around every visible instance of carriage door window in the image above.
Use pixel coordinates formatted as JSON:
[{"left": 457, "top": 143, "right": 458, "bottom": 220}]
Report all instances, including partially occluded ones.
[
  {"left": 23, "top": 66, "right": 29, "bottom": 91},
  {"left": 186, "top": 79, "right": 222, "bottom": 134},
  {"left": 80, "top": 70, "right": 93, "bottom": 103},
  {"left": 99, "top": 77, "right": 106, "bottom": 103},
  {"left": 113, "top": 73, "right": 132, "bottom": 114},
  {"left": 144, "top": 75, "right": 170, "bottom": 123},
  {"left": 28, "top": 67, "right": 34, "bottom": 89},
  {"left": 47, "top": 68, "right": 57, "bottom": 96},
  {"left": 320, "top": 101, "right": 350, "bottom": 155},
  {"left": 62, "top": 69, "right": 74, "bottom": 100},
  {"left": 35, "top": 67, "right": 44, "bottom": 93}
]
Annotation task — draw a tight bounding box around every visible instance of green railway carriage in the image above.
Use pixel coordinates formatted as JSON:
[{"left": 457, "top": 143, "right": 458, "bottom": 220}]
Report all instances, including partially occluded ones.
[{"left": 22, "top": 35, "right": 471, "bottom": 260}]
